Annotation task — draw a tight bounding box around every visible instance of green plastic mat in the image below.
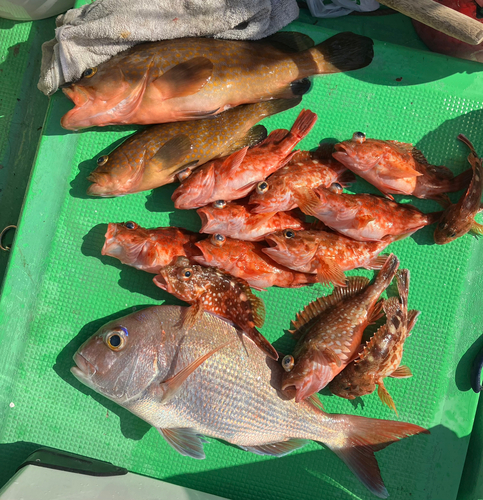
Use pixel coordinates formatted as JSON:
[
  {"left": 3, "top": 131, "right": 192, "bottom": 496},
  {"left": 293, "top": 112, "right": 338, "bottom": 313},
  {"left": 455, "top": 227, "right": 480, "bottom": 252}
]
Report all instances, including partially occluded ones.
[
  {"left": 0, "top": 17, "right": 56, "bottom": 284},
  {"left": 1, "top": 19, "right": 483, "bottom": 500}
]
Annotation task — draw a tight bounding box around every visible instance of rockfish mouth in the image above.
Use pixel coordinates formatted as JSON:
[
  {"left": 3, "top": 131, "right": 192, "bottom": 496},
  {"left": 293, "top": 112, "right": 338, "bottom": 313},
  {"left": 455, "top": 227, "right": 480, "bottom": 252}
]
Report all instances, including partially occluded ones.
[{"left": 196, "top": 208, "right": 216, "bottom": 233}]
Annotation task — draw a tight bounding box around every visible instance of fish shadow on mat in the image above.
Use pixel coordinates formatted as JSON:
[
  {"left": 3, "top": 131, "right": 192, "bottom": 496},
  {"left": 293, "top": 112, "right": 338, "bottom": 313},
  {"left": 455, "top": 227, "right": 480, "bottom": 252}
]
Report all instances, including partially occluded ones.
[
  {"left": 163, "top": 426, "right": 450, "bottom": 500},
  {"left": 53, "top": 307, "right": 154, "bottom": 441},
  {"left": 81, "top": 224, "right": 188, "bottom": 303},
  {"left": 455, "top": 334, "right": 483, "bottom": 392}
]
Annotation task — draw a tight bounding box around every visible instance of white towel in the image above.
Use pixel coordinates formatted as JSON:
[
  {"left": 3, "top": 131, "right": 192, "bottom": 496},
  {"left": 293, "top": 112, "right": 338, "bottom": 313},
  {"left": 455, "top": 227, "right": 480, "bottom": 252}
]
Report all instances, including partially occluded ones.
[
  {"left": 306, "top": 0, "right": 379, "bottom": 18},
  {"left": 38, "top": 0, "right": 300, "bottom": 96}
]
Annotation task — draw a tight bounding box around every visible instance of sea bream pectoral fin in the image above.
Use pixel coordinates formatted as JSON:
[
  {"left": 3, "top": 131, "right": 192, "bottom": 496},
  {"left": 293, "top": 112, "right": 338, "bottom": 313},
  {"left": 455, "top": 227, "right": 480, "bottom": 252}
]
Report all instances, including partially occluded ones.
[
  {"left": 157, "top": 338, "right": 234, "bottom": 404},
  {"left": 158, "top": 428, "right": 208, "bottom": 460}
]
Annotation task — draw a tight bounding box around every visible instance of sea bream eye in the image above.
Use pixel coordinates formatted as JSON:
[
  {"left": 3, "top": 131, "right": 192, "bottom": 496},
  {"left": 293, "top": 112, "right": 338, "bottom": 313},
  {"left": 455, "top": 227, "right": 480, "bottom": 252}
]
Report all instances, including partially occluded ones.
[
  {"left": 283, "top": 229, "right": 295, "bottom": 239},
  {"left": 97, "top": 155, "right": 108, "bottom": 166},
  {"left": 83, "top": 67, "right": 97, "bottom": 78},
  {"left": 212, "top": 233, "right": 226, "bottom": 246},
  {"left": 213, "top": 200, "right": 226, "bottom": 209},
  {"left": 124, "top": 221, "right": 138, "bottom": 230},
  {"left": 282, "top": 355, "right": 294, "bottom": 372},
  {"left": 105, "top": 327, "right": 128, "bottom": 351},
  {"left": 257, "top": 181, "right": 269, "bottom": 194},
  {"left": 352, "top": 132, "right": 366, "bottom": 144}
]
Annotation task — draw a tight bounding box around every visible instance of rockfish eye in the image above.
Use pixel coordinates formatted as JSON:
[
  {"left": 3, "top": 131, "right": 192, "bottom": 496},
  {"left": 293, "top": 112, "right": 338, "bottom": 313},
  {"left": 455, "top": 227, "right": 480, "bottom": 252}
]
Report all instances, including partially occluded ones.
[
  {"left": 329, "top": 182, "right": 343, "bottom": 194},
  {"left": 352, "top": 132, "right": 366, "bottom": 144},
  {"left": 212, "top": 233, "right": 226, "bottom": 246},
  {"left": 83, "top": 67, "right": 97, "bottom": 78},
  {"left": 97, "top": 155, "right": 108, "bottom": 166},
  {"left": 213, "top": 200, "right": 226, "bottom": 209},
  {"left": 283, "top": 229, "right": 295, "bottom": 239},
  {"left": 177, "top": 168, "right": 192, "bottom": 182},
  {"left": 105, "top": 327, "right": 128, "bottom": 351},
  {"left": 124, "top": 221, "right": 138, "bottom": 230},
  {"left": 179, "top": 267, "right": 193, "bottom": 280},
  {"left": 257, "top": 181, "right": 269, "bottom": 194},
  {"left": 282, "top": 355, "right": 294, "bottom": 372}
]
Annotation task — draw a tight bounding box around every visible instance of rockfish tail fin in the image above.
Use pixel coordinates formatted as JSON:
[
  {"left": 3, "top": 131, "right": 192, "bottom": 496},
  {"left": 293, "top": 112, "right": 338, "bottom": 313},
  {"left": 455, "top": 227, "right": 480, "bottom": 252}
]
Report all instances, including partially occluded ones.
[
  {"left": 308, "top": 32, "right": 374, "bottom": 74},
  {"left": 325, "top": 413, "right": 429, "bottom": 498},
  {"left": 371, "top": 253, "right": 399, "bottom": 295}
]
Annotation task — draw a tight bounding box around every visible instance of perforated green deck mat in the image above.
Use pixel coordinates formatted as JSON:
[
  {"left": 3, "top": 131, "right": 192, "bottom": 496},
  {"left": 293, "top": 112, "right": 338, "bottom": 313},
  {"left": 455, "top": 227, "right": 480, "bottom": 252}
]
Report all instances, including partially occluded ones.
[{"left": 1, "top": 20, "right": 483, "bottom": 500}]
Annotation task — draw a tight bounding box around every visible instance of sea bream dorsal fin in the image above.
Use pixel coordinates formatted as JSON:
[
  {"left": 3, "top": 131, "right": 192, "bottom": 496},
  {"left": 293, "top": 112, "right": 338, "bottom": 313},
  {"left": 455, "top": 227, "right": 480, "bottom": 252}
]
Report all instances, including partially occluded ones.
[{"left": 290, "top": 276, "right": 370, "bottom": 338}]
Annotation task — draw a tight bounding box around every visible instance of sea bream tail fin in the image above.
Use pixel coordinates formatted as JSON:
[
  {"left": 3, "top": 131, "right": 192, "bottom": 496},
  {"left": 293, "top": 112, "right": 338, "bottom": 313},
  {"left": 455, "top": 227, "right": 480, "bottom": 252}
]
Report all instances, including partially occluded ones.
[
  {"left": 324, "top": 413, "right": 429, "bottom": 498},
  {"left": 308, "top": 32, "right": 374, "bottom": 74}
]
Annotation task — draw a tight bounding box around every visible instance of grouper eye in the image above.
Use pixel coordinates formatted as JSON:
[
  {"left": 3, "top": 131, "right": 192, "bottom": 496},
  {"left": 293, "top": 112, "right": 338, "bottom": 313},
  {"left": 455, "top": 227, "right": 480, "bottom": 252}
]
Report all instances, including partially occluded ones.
[
  {"left": 83, "top": 67, "right": 97, "bottom": 78},
  {"left": 282, "top": 355, "right": 294, "bottom": 372},
  {"left": 97, "top": 155, "right": 108, "bottom": 166},
  {"left": 105, "top": 327, "right": 128, "bottom": 351},
  {"left": 283, "top": 229, "right": 295, "bottom": 239},
  {"left": 124, "top": 221, "right": 138, "bottom": 230}
]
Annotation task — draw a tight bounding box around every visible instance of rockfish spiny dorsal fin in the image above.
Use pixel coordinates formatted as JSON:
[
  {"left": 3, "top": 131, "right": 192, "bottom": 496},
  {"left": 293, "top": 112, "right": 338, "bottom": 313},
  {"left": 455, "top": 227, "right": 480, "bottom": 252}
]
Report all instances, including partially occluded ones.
[{"left": 290, "top": 276, "right": 370, "bottom": 338}]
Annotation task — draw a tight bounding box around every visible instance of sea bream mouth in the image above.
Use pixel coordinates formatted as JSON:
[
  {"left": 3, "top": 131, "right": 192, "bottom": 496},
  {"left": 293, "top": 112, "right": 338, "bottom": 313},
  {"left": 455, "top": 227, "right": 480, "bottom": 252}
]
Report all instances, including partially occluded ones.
[{"left": 71, "top": 352, "right": 96, "bottom": 381}]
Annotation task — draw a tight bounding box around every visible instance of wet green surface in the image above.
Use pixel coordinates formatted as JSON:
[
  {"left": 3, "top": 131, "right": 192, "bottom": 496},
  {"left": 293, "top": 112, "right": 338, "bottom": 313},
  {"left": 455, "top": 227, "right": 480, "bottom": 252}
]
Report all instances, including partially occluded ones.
[{"left": 1, "top": 5, "right": 483, "bottom": 500}]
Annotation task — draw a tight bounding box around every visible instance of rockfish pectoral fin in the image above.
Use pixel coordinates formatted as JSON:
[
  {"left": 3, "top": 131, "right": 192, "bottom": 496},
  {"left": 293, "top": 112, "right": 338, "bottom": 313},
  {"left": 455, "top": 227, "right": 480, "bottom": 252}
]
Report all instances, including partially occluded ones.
[
  {"left": 158, "top": 338, "right": 234, "bottom": 404},
  {"left": 293, "top": 187, "right": 321, "bottom": 217},
  {"left": 377, "top": 381, "right": 397, "bottom": 415},
  {"left": 390, "top": 365, "right": 413, "bottom": 379},
  {"left": 158, "top": 428, "right": 207, "bottom": 460},
  {"left": 219, "top": 147, "right": 249, "bottom": 177},
  {"left": 471, "top": 221, "right": 483, "bottom": 236},
  {"left": 315, "top": 258, "right": 347, "bottom": 288},
  {"left": 245, "top": 327, "right": 278, "bottom": 361},
  {"left": 148, "top": 135, "right": 193, "bottom": 172},
  {"left": 152, "top": 57, "right": 214, "bottom": 99},
  {"left": 241, "top": 438, "right": 309, "bottom": 457},
  {"left": 328, "top": 414, "right": 429, "bottom": 498},
  {"left": 181, "top": 302, "right": 204, "bottom": 329}
]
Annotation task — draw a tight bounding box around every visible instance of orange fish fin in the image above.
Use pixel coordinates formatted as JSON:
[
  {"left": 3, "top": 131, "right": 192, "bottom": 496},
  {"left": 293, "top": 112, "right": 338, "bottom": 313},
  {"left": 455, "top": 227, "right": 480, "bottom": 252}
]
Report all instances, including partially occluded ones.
[
  {"left": 182, "top": 302, "right": 204, "bottom": 329},
  {"left": 290, "top": 276, "right": 369, "bottom": 335},
  {"left": 316, "top": 258, "right": 347, "bottom": 287},
  {"left": 246, "top": 289, "right": 266, "bottom": 328},
  {"left": 288, "top": 109, "right": 318, "bottom": 141},
  {"left": 364, "top": 254, "right": 389, "bottom": 270},
  {"left": 265, "top": 31, "right": 315, "bottom": 52},
  {"left": 152, "top": 57, "right": 213, "bottom": 99},
  {"left": 225, "top": 125, "right": 267, "bottom": 154},
  {"left": 329, "top": 413, "right": 428, "bottom": 498},
  {"left": 369, "top": 300, "right": 385, "bottom": 324},
  {"left": 262, "top": 128, "right": 290, "bottom": 145},
  {"left": 310, "top": 219, "right": 328, "bottom": 231},
  {"left": 158, "top": 428, "right": 207, "bottom": 459},
  {"left": 159, "top": 339, "right": 233, "bottom": 404},
  {"left": 219, "top": 147, "right": 249, "bottom": 176},
  {"left": 390, "top": 365, "right": 413, "bottom": 379},
  {"left": 293, "top": 186, "right": 321, "bottom": 217},
  {"left": 241, "top": 438, "right": 309, "bottom": 457},
  {"left": 377, "top": 381, "right": 398, "bottom": 415},
  {"left": 395, "top": 269, "right": 409, "bottom": 307},
  {"left": 355, "top": 214, "right": 376, "bottom": 228},
  {"left": 307, "top": 394, "right": 325, "bottom": 411},
  {"left": 322, "top": 346, "right": 342, "bottom": 368},
  {"left": 470, "top": 221, "right": 483, "bottom": 236},
  {"left": 407, "top": 310, "right": 421, "bottom": 335},
  {"left": 245, "top": 327, "right": 278, "bottom": 360},
  {"left": 379, "top": 168, "right": 422, "bottom": 179},
  {"left": 148, "top": 134, "right": 193, "bottom": 172}
]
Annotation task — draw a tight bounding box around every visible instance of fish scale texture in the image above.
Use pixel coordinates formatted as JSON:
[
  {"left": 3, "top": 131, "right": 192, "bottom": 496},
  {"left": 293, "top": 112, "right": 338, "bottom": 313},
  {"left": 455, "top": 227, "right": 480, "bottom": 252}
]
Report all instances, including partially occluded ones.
[{"left": 1, "top": 21, "right": 483, "bottom": 500}]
